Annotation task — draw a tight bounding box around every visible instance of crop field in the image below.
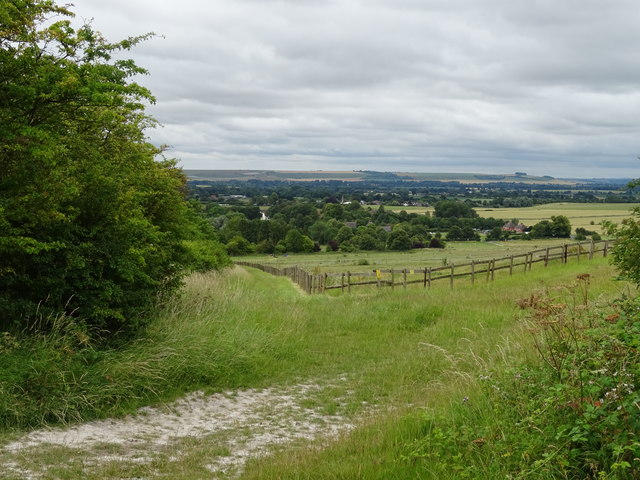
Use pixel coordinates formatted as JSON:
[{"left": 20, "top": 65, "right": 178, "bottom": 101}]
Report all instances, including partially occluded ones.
[{"left": 387, "top": 202, "right": 639, "bottom": 231}]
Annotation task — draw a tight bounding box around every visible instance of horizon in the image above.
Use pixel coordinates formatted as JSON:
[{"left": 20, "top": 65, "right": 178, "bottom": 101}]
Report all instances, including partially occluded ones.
[
  {"left": 182, "top": 168, "right": 633, "bottom": 181},
  {"left": 73, "top": 0, "right": 640, "bottom": 178}
]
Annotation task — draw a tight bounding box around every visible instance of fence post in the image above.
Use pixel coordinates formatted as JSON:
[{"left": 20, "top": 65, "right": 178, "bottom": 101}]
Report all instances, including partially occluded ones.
[
  {"left": 491, "top": 259, "right": 495, "bottom": 281},
  {"left": 604, "top": 240, "right": 609, "bottom": 257},
  {"left": 589, "top": 239, "right": 594, "bottom": 260},
  {"left": 450, "top": 264, "right": 454, "bottom": 289},
  {"left": 347, "top": 271, "right": 351, "bottom": 293},
  {"left": 403, "top": 269, "right": 407, "bottom": 289},
  {"left": 471, "top": 260, "right": 475, "bottom": 284},
  {"left": 428, "top": 267, "right": 432, "bottom": 289},
  {"left": 391, "top": 270, "right": 395, "bottom": 290},
  {"left": 423, "top": 268, "right": 427, "bottom": 288},
  {"left": 563, "top": 244, "right": 568, "bottom": 264},
  {"left": 544, "top": 248, "right": 549, "bottom": 267},
  {"left": 341, "top": 272, "right": 345, "bottom": 294},
  {"left": 510, "top": 255, "right": 514, "bottom": 276}
]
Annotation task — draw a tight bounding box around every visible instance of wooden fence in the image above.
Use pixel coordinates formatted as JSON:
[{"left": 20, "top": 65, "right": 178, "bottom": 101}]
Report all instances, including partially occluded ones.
[{"left": 236, "top": 239, "right": 613, "bottom": 295}]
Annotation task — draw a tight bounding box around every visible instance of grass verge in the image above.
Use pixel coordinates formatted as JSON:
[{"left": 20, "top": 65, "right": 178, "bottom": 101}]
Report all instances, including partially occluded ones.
[{"left": 0, "top": 258, "right": 632, "bottom": 478}]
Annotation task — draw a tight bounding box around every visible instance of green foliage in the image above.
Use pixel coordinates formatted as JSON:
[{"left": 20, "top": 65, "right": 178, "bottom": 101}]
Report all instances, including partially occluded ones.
[
  {"left": 225, "top": 235, "right": 254, "bottom": 256},
  {"left": 182, "top": 240, "right": 230, "bottom": 272},
  {"left": 0, "top": 1, "right": 228, "bottom": 337},
  {"left": 531, "top": 215, "right": 572, "bottom": 238},
  {"left": 401, "top": 278, "right": 640, "bottom": 479},
  {"left": 514, "top": 285, "right": 640, "bottom": 478},
  {"left": 447, "top": 225, "right": 480, "bottom": 241},
  {"left": 283, "top": 229, "right": 314, "bottom": 253},
  {"left": 322, "top": 202, "right": 344, "bottom": 220},
  {"left": 605, "top": 206, "right": 640, "bottom": 286},
  {"left": 386, "top": 226, "right": 412, "bottom": 250},
  {"left": 434, "top": 200, "right": 478, "bottom": 218},
  {"left": 485, "top": 226, "right": 506, "bottom": 241}
]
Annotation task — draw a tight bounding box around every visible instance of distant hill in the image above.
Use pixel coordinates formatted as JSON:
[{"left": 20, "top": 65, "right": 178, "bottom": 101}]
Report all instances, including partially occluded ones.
[{"left": 185, "top": 169, "right": 628, "bottom": 186}]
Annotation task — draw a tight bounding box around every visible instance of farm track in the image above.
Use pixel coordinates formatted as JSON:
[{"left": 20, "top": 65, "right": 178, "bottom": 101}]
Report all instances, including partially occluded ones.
[{"left": 2, "top": 381, "right": 361, "bottom": 479}]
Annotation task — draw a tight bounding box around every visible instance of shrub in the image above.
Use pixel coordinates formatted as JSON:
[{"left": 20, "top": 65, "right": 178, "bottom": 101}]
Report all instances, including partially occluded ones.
[
  {"left": 605, "top": 206, "right": 640, "bottom": 286},
  {"left": 0, "top": 1, "right": 230, "bottom": 338},
  {"left": 428, "top": 238, "right": 446, "bottom": 249},
  {"left": 181, "top": 240, "right": 231, "bottom": 272},
  {"left": 401, "top": 278, "right": 640, "bottom": 478}
]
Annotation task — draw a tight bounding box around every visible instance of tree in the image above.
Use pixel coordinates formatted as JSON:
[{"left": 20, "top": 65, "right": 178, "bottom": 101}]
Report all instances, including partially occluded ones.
[
  {"left": 447, "top": 226, "right": 480, "bottom": 241},
  {"left": 530, "top": 216, "right": 571, "bottom": 239},
  {"left": 605, "top": 205, "right": 640, "bottom": 286},
  {"left": 387, "top": 226, "right": 411, "bottom": 251},
  {"left": 322, "top": 203, "right": 344, "bottom": 220},
  {"left": 283, "top": 229, "right": 314, "bottom": 253},
  {"left": 335, "top": 225, "right": 354, "bottom": 244},
  {"left": 434, "top": 200, "right": 478, "bottom": 218},
  {"left": 530, "top": 220, "right": 553, "bottom": 238},
  {"left": 225, "top": 235, "right": 254, "bottom": 256},
  {"left": 550, "top": 215, "right": 571, "bottom": 238},
  {"left": 0, "top": 1, "right": 229, "bottom": 337},
  {"left": 486, "top": 226, "right": 505, "bottom": 241}
]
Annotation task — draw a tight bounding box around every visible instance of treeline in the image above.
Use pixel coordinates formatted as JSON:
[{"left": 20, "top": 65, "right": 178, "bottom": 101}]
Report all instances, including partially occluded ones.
[
  {"left": 188, "top": 178, "right": 640, "bottom": 207},
  {"left": 204, "top": 199, "right": 510, "bottom": 255}
]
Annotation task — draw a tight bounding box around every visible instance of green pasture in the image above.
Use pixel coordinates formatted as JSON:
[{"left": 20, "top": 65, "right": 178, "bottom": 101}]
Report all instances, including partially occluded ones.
[
  {"left": 235, "top": 238, "right": 601, "bottom": 274},
  {"left": 0, "top": 257, "right": 628, "bottom": 478},
  {"left": 387, "top": 202, "right": 639, "bottom": 231}
]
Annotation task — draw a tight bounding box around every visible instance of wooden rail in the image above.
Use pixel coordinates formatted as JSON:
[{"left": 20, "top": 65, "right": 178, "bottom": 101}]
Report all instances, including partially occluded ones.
[{"left": 236, "top": 239, "right": 612, "bottom": 295}]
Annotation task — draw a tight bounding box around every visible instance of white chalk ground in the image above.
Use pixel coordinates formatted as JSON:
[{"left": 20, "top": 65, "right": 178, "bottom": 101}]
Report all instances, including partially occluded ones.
[{"left": 2, "top": 382, "right": 359, "bottom": 479}]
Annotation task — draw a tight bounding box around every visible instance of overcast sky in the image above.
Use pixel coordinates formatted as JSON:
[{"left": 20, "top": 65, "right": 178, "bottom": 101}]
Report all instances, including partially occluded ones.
[{"left": 70, "top": 0, "right": 640, "bottom": 178}]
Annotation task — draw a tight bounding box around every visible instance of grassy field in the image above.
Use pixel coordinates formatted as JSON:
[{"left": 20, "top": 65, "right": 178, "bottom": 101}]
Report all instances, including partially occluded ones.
[
  {"left": 387, "top": 202, "right": 639, "bottom": 231},
  {"left": 235, "top": 238, "right": 604, "bottom": 274},
  {"left": 0, "top": 255, "right": 632, "bottom": 478}
]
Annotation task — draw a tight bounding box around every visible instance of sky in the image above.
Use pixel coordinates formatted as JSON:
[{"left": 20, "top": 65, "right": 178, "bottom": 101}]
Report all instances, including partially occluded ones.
[{"left": 69, "top": 0, "right": 640, "bottom": 178}]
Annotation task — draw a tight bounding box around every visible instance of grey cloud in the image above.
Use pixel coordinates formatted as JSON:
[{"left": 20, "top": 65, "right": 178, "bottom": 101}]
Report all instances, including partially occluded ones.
[{"left": 71, "top": 0, "right": 640, "bottom": 177}]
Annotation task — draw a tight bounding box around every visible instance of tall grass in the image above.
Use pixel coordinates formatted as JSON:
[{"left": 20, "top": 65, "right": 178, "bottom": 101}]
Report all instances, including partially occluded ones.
[
  {"left": 0, "top": 258, "right": 630, "bottom": 477},
  {"left": 0, "top": 267, "right": 308, "bottom": 430}
]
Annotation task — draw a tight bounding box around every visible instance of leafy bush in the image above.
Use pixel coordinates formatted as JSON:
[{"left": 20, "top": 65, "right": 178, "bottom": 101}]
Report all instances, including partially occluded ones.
[
  {"left": 182, "top": 240, "right": 231, "bottom": 272},
  {"left": 401, "top": 277, "right": 640, "bottom": 478},
  {"left": 0, "top": 1, "right": 229, "bottom": 337},
  {"left": 605, "top": 206, "right": 640, "bottom": 286}
]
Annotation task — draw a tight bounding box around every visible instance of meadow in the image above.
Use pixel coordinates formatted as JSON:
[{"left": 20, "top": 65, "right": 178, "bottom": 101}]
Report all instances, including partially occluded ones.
[
  {"left": 235, "top": 238, "right": 605, "bottom": 274},
  {"left": 0, "top": 254, "right": 632, "bottom": 478},
  {"left": 388, "top": 202, "right": 639, "bottom": 231}
]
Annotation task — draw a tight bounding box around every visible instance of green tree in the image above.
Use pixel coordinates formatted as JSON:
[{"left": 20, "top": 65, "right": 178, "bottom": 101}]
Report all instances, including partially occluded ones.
[
  {"left": 530, "top": 216, "right": 571, "bottom": 239},
  {"left": 322, "top": 203, "right": 344, "bottom": 220},
  {"left": 434, "top": 200, "right": 478, "bottom": 218},
  {"left": 550, "top": 215, "right": 571, "bottom": 238},
  {"left": 335, "top": 225, "right": 355, "bottom": 244},
  {"left": 486, "top": 226, "right": 505, "bottom": 241},
  {"left": 387, "top": 226, "right": 411, "bottom": 251},
  {"left": 0, "top": 1, "right": 228, "bottom": 336},
  {"left": 605, "top": 204, "right": 640, "bottom": 286},
  {"left": 283, "top": 229, "right": 314, "bottom": 253},
  {"left": 225, "top": 235, "right": 254, "bottom": 256},
  {"left": 530, "top": 220, "right": 553, "bottom": 238},
  {"left": 447, "top": 225, "right": 480, "bottom": 241}
]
